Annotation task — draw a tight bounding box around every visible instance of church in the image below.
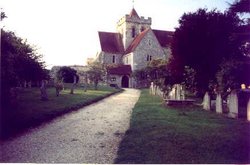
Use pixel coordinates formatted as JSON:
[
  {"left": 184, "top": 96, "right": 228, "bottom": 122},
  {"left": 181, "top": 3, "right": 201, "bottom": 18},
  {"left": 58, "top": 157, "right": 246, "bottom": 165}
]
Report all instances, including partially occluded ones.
[{"left": 95, "top": 8, "right": 174, "bottom": 88}]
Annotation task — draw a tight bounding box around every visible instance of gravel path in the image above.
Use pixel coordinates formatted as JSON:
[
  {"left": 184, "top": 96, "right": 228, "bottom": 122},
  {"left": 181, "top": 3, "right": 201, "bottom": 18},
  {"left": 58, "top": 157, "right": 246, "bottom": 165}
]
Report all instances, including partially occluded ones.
[{"left": 0, "top": 89, "right": 140, "bottom": 163}]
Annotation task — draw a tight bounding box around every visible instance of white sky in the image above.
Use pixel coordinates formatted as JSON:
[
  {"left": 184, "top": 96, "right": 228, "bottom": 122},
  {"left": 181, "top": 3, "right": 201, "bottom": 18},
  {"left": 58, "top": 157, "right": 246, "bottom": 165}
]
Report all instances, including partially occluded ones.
[{"left": 1, "top": 0, "right": 233, "bottom": 69}]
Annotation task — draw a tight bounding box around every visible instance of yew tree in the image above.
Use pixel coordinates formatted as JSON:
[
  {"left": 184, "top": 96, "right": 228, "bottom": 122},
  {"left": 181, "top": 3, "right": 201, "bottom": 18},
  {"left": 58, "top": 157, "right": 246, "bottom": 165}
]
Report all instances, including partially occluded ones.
[{"left": 170, "top": 9, "right": 242, "bottom": 94}]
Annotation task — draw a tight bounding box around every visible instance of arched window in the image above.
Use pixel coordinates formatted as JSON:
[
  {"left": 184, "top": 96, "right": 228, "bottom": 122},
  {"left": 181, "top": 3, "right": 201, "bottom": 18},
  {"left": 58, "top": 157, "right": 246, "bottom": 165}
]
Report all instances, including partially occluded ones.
[
  {"left": 112, "top": 55, "right": 115, "bottom": 63},
  {"left": 132, "top": 27, "right": 136, "bottom": 38}
]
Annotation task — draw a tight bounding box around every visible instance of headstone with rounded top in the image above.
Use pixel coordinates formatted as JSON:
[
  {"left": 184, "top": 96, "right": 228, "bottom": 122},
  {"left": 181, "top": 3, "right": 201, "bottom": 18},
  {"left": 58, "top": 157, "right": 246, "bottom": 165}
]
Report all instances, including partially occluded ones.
[
  {"left": 216, "top": 94, "right": 223, "bottom": 113},
  {"left": 227, "top": 91, "right": 238, "bottom": 118},
  {"left": 203, "top": 92, "right": 211, "bottom": 111}
]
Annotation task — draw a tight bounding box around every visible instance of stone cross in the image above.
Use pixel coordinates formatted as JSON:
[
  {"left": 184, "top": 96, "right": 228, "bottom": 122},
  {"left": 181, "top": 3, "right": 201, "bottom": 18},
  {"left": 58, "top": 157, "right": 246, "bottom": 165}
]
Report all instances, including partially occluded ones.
[
  {"left": 227, "top": 91, "right": 238, "bottom": 118},
  {"left": 216, "top": 93, "right": 223, "bottom": 113},
  {"left": 203, "top": 92, "right": 211, "bottom": 111}
]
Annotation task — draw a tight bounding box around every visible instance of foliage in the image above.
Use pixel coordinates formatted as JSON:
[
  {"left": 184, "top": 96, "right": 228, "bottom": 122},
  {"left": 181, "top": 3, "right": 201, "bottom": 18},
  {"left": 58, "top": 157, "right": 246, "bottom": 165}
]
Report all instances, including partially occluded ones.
[
  {"left": 1, "top": 29, "right": 48, "bottom": 111},
  {"left": 182, "top": 66, "right": 197, "bottom": 91},
  {"left": 115, "top": 89, "right": 250, "bottom": 164},
  {"left": 171, "top": 8, "right": 242, "bottom": 93},
  {"left": 216, "top": 58, "right": 250, "bottom": 92},
  {"left": 229, "top": 0, "right": 250, "bottom": 14},
  {"left": 56, "top": 66, "right": 79, "bottom": 83},
  {"left": 87, "top": 62, "right": 106, "bottom": 90}
]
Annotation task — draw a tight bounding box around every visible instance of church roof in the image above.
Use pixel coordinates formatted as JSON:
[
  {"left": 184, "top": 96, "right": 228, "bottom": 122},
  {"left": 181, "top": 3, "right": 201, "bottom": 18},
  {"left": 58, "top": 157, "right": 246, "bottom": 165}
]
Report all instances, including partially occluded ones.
[
  {"left": 107, "top": 65, "right": 132, "bottom": 75},
  {"left": 125, "top": 28, "right": 150, "bottom": 54},
  {"left": 129, "top": 8, "right": 140, "bottom": 18},
  {"left": 98, "top": 32, "right": 124, "bottom": 54},
  {"left": 152, "top": 29, "right": 174, "bottom": 47}
]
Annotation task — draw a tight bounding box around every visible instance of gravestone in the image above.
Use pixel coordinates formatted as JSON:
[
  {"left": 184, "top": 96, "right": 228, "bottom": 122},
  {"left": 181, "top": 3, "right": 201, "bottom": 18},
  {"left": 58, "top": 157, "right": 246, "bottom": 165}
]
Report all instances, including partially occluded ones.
[
  {"left": 168, "top": 84, "right": 185, "bottom": 100},
  {"left": 40, "top": 80, "right": 48, "bottom": 101},
  {"left": 181, "top": 87, "right": 185, "bottom": 100},
  {"left": 227, "top": 91, "right": 238, "bottom": 118},
  {"left": 176, "top": 84, "right": 181, "bottom": 100},
  {"left": 216, "top": 94, "right": 223, "bottom": 113},
  {"left": 203, "top": 92, "right": 211, "bottom": 111},
  {"left": 169, "top": 85, "right": 176, "bottom": 99},
  {"left": 28, "top": 81, "right": 32, "bottom": 88},
  {"left": 149, "top": 82, "right": 154, "bottom": 95},
  {"left": 247, "top": 98, "right": 250, "bottom": 121}
]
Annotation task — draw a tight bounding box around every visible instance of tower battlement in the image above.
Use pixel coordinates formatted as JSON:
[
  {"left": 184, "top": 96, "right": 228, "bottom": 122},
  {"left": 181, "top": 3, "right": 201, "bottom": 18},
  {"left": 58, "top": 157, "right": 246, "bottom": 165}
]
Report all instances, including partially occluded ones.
[{"left": 117, "top": 15, "right": 152, "bottom": 26}]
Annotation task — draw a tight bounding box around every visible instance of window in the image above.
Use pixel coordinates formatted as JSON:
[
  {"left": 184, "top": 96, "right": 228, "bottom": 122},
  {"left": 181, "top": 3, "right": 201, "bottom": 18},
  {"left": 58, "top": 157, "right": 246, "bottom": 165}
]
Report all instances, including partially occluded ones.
[
  {"left": 132, "top": 27, "right": 136, "bottom": 38},
  {"left": 141, "top": 26, "right": 145, "bottom": 32},
  {"left": 148, "top": 39, "right": 151, "bottom": 45},
  {"left": 147, "top": 55, "right": 152, "bottom": 61},
  {"left": 126, "top": 57, "right": 128, "bottom": 64},
  {"left": 112, "top": 55, "right": 115, "bottom": 63},
  {"left": 111, "top": 77, "right": 116, "bottom": 82}
]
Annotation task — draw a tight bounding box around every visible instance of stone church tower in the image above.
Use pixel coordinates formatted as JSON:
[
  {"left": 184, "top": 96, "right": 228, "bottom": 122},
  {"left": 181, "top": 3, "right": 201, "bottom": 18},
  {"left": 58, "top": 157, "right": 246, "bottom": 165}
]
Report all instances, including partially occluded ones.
[{"left": 116, "top": 8, "right": 152, "bottom": 50}]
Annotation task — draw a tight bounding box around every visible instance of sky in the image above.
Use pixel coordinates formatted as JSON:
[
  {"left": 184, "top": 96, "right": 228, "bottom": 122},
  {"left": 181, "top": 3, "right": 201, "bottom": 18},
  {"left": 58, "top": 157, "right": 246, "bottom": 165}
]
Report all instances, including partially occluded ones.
[{"left": 1, "top": 0, "right": 234, "bottom": 69}]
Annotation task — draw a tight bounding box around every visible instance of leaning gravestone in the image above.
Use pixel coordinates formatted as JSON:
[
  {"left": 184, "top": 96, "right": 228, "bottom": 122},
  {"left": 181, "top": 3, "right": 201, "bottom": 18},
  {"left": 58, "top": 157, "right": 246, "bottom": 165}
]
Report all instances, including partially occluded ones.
[
  {"left": 227, "top": 91, "right": 238, "bottom": 118},
  {"left": 216, "top": 94, "right": 223, "bottom": 113},
  {"left": 247, "top": 98, "right": 250, "bottom": 121},
  {"left": 203, "top": 92, "right": 211, "bottom": 111}
]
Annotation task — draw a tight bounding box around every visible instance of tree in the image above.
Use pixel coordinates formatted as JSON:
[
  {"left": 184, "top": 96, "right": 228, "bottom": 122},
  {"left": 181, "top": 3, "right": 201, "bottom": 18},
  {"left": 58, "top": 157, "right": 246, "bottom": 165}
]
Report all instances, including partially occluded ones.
[
  {"left": 171, "top": 9, "right": 242, "bottom": 94},
  {"left": 87, "top": 62, "right": 105, "bottom": 90},
  {"left": 1, "top": 30, "right": 48, "bottom": 106},
  {"left": 1, "top": 13, "right": 48, "bottom": 119},
  {"left": 56, "top": 66, "right": 79, "bottom": 83},
  {"left": 229, "top": 0, "right": 250, "bottom": 14},
  {"left": 216, "top": 58, "right": 250, "bottom": 92}
]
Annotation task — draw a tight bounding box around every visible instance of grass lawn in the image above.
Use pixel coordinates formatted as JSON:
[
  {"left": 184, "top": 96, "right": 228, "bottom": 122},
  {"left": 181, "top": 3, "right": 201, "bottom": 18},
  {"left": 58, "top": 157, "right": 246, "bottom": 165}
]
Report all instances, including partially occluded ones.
[
  {"left": 1, "top": 84, "right": 121, "bottom": 140},
  {"left": 115, "top": 89, "right": 250, "bottom": 164}
]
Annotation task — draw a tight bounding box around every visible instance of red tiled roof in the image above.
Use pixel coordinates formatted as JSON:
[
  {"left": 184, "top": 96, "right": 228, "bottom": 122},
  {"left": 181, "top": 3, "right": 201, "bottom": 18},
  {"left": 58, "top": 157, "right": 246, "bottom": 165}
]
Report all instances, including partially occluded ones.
[
  {"left": 129, "top": 8, "right": 140, "bottom": 18},
  {"left": 98, "top": 32, "right": 124, "bottom": 53},
  {"left": 125, "top": 28, "right": 150, "bottom": 54},
  {"left": 107, "top": 65, "right": 132, "bottom": 75},
  {"left": 152, "top": 29, "right": 174, "bottom": 47}
]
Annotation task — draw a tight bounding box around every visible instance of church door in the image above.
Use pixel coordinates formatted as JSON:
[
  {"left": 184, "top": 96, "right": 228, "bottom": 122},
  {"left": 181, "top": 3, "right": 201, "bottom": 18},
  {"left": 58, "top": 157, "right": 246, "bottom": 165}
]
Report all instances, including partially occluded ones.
[{"left": 121, "top": 76, "right": 129, "bottom": 88}]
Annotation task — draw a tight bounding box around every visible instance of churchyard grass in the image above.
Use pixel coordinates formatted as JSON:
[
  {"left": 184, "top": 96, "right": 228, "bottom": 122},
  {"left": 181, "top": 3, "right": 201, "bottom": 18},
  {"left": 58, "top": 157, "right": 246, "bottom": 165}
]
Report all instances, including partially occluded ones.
[
  {"left": 1, "top": 84, "right": 121, "bottom": 139},
  {"left": 115, "top": 89, "right": 250, "bottom": 164}
]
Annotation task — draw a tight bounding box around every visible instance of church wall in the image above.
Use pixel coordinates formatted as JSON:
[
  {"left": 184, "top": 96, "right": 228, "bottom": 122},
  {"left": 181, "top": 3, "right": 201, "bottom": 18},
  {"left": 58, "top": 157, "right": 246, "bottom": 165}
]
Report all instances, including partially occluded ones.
[
  {"left": 107, "top": 75, "right": 122, "bottom": 87},
  {"left": 122, "top": 53, "right": 132, "bottom": 65},
  {"left": 132, "top": 30, "right": 165, "bottom": 71},
  {"left": 102, "top": 52, "right": 123, "bottom": 65},
  {"left": 107, "top": 74, "right": 132, "bottom": 88}
]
